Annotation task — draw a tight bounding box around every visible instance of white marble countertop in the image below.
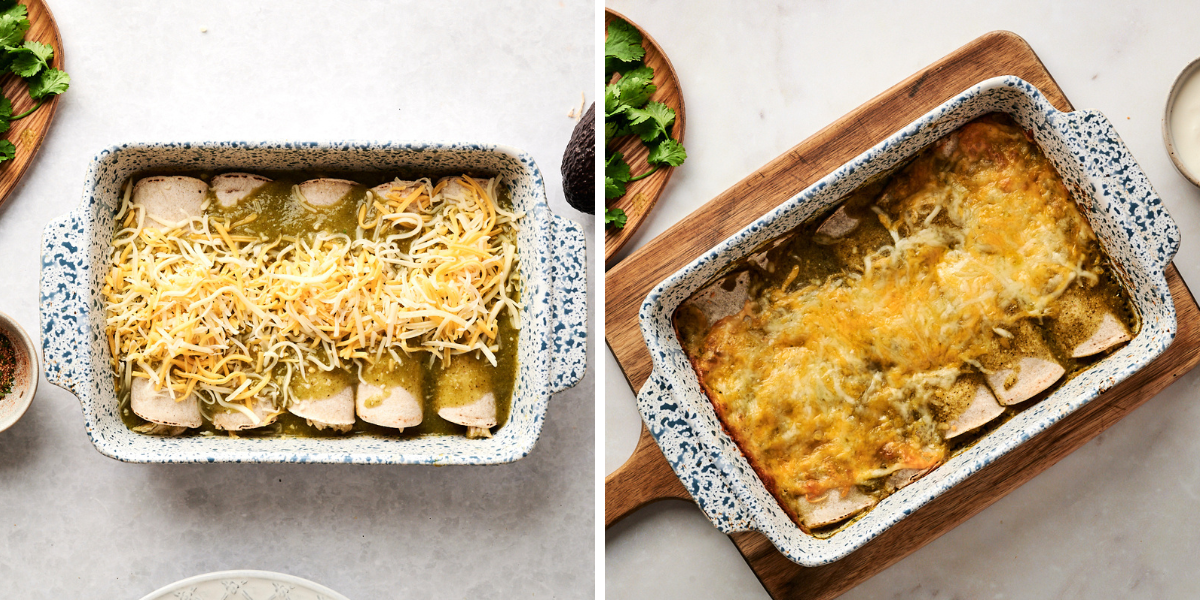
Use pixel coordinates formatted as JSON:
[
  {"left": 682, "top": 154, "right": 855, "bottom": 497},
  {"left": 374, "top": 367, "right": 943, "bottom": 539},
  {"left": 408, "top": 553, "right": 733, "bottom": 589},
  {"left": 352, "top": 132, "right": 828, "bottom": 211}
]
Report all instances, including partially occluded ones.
[
  {"left": 0, "top": 2, "right": 594, "bottom": 598},
  {"left": 605, "top": 1, "right": 1200, "bottom": 598}
]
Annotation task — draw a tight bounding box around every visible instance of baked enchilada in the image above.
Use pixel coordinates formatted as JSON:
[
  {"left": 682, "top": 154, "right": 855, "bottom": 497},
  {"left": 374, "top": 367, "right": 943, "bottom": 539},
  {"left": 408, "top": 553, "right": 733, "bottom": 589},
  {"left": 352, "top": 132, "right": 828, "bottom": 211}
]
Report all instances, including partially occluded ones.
[
  {"left": 674, "top": 114, "right": 1136, "bottom": 532},
  {"left": 103, "top": 172, "right": 522, "bottom": 439}
]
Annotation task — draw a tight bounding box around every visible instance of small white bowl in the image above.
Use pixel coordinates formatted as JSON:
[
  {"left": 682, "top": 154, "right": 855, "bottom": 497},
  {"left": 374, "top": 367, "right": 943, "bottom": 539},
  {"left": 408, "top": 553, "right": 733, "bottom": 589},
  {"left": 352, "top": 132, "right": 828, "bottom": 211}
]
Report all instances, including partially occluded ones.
[
  {"left": 0, "top": 310, "right": 37, "bottom": 433},
  {"left": 1163, "top": 56, "right": 1200, "bottom": 187}
]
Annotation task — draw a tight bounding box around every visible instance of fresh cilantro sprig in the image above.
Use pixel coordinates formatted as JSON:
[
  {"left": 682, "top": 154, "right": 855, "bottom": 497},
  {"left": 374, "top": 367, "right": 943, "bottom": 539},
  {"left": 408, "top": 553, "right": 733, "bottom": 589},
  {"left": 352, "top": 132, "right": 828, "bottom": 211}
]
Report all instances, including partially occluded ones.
[
  {"left": 0, "top": 0, "right": 70, "bottom": 164},
  {"left": 605, "top": 208, "right": 627, "bottom": 229},
  {"left": 603, "top": 18, "right": 686, "bottom": 228}
]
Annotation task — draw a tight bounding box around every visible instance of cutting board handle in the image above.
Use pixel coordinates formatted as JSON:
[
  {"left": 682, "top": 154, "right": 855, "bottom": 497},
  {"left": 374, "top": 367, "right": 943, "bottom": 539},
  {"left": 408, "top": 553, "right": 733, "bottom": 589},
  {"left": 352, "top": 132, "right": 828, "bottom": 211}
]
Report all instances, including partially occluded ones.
[{"left": 605, "top": 424, "right": 693, "bottom": 527}]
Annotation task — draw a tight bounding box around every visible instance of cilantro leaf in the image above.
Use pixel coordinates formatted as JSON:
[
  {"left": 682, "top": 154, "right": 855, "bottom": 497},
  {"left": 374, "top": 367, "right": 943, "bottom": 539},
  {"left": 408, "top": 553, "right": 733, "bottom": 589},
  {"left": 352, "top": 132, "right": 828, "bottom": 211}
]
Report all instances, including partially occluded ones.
[
  {"left": 621, "top": 65, "right": 654, "bottom": 83},
  {"left": 0, "top": 139, "right": 15, "bottom": 163},
  {"left": 0, "top": 13, "right": 28, "bottom": 48},
  {"left": 613, "top": 68, "right": 656, "bottom": 110},
  {"left": 25, "top": 40, "right": 52, "bottom": 62},
  {"left": 0, "top": 1, "right": 25, "bottom": 20},
  {"left": 28, "top": 67, "right": 68, "bottom": 99},
  {"left": 604, "top": 56, "right": 625, "bottom": 80},
  {"left": 604, "top": 176, "right": 622, "bottom": 199},
  {"left": 605, "top": 208, "right": 628, "bottom": 229},
  {"left": 605, "top": 151, "right": 632, "bottom": 199},
  {"left": 9, "top": 41, "right": 51, "bottom": 78},
  {"left": 649, "top": 138, "right": 687, "bottom": 167},
  {"left": 0, "top": 96, "right": 12, "bottom": 134},
  {"left": 604, "top": 121, "right": 618, "bottom": 146},
  {"left": 604, "top": 83, "right": 624, "bottom": 118},
  {"left": 605, "top": 19, "right": 644, "bottom": 73},
  {"left": 606, "top": 151, "right": 631, "bottom": 181},
  {"left": 627, "top": 101, "right": 676, "bottom": 143}
]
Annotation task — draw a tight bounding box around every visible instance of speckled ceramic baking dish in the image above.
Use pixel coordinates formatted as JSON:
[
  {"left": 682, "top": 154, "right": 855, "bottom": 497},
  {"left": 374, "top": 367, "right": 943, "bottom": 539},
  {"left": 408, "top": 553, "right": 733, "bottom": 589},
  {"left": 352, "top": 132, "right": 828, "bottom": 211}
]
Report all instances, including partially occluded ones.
[
  {"left": 637, "top": 76, "right": 1178, "bottom": 566},
  {"left": 40, "top": 140, "right": 586, "bottom": 464}
]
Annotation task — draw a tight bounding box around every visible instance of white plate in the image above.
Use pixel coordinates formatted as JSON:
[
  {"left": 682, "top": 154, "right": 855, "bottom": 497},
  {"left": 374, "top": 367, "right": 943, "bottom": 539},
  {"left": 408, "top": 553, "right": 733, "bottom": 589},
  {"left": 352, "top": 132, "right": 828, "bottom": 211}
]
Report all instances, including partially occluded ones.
[{"left": 137, "top": 570, "right": 349, "bottom": 600}]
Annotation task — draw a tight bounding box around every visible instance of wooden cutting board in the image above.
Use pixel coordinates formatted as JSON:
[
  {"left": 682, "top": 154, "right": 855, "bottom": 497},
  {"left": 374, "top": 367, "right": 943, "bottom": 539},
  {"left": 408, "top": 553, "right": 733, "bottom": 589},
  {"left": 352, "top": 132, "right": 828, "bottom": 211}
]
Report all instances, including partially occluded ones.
[
  {"left": 605, "top": 30, "right": 1200, "bottom": 599},
  {"left": 0, "top": 0, "right": 63, "bottom": 208}
]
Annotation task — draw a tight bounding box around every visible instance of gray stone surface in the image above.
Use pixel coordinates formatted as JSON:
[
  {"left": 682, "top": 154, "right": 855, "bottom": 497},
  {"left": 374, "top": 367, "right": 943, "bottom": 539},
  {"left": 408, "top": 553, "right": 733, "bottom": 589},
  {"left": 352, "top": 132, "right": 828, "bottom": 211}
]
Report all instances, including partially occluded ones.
[{"left": 0, "top": 1, "right": 594, "bottom": 598}]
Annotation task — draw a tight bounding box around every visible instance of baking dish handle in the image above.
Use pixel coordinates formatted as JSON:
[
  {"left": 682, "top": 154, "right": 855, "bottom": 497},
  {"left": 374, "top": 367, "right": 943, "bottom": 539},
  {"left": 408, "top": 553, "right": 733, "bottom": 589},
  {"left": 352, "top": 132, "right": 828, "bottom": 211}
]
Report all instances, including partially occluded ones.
[
  {"left": 1055, "top": 110, "right": 1181, "bottom": 269},
  {"left": 637, "top": 368, "right": 757, "bottom": 534},
  {"left": 547, "top": 213, "right": 587, "bottom": 394},
  {"left": 40, "top": 210, "right": 90, "bottom": 395}
]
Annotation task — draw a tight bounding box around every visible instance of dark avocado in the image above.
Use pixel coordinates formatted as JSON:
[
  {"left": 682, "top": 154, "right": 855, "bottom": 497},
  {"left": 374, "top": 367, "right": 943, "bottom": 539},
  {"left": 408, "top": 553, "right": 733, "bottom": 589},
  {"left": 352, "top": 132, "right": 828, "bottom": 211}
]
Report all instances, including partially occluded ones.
[{"left": 561, "top": 102, "right": 595, "bottom": 214}]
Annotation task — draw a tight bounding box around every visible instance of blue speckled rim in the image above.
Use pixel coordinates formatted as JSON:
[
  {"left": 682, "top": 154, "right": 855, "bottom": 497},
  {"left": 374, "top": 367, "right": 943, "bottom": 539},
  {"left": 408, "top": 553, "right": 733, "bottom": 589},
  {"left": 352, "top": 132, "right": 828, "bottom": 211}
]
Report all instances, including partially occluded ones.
[
  {"left": 40, "top": 140, "right": 587, "bottom": 465},
  {"left": 637, "top": 76, "right": 1179, "bottom": 566}
]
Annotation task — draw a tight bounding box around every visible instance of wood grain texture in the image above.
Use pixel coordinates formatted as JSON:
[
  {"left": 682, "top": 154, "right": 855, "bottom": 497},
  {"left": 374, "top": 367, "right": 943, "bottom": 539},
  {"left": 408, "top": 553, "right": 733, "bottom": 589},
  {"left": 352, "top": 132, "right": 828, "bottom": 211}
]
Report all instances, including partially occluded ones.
[
  {"left": 605, "top": 424, "right": 691, "bottom": 528},
  {"left": 604, "top": 30, "right": 1200, "bottom": 599},
  {"left": 604, "top": 8, "right": 685, "bottom": 267},
  {"left": 0, "top": 0, "right": 63, "bottom": 208}
]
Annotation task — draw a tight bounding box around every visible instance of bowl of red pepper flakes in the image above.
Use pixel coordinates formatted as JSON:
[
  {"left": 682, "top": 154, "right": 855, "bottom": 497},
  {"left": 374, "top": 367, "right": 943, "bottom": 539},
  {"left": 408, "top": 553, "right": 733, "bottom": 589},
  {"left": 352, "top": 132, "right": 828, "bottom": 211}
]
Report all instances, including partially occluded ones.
[{"left": 0, "top": 310, "right": 36, "bottom": 433}]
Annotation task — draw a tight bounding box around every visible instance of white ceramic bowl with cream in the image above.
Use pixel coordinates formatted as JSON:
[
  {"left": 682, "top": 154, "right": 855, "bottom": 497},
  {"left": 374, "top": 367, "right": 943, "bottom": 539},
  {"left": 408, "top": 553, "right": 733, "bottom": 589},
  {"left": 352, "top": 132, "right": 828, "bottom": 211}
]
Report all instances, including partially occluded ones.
[{"left": 1164, "top": 56, "right": 1200, "bottom": 186}]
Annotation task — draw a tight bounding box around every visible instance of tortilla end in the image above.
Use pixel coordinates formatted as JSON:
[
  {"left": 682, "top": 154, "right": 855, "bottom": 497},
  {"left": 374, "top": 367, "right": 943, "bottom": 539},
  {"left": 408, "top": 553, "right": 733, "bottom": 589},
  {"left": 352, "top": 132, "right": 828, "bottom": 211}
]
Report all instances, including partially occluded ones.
[
  {"left": 987, "top": 357, "right": 1066, "bottom": 406},
  {"left": 289, "top": 384, "right": 356, "bottom": 430},
  {"left": 211, "top": 172, "right": 272, "bottom": 208},
  {"left": 298, "top": 178, "right": 357, "bottom": 207},
  {"left": 945, "top": 382, "right": 1005, "bottom": 438},
  {"left": 1071, "top": 312, "right": 1132, "bottom": 357},
  {"left": 437, "top": 391, "right": 497, "bottom": 428},
  {"left": 355, "top": 381, "right": 423, "bottom": 429},
  {"left": 130, "top": 377, "right": 203, "bottom": 429},
  {"left": 796, "top": 487, "right": 877, "bottom": 529}
]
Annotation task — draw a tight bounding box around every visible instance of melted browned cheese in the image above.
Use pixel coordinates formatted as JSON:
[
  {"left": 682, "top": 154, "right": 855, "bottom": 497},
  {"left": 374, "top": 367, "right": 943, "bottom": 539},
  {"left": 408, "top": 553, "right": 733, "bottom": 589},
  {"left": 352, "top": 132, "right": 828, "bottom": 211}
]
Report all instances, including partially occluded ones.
[{"left": 680, "top": 115, "right": 1134, "bottom": 527}]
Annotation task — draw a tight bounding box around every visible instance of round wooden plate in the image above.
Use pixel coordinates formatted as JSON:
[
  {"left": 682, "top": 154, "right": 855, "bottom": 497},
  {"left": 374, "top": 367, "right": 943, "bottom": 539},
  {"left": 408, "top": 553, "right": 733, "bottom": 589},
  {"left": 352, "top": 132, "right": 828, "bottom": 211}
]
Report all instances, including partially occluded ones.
[
  {"left": 604, "top": 8, "right": 685, "bottom": 268},
  {"left": 0, "top": 0, "right": 63, "bottom": 209}
]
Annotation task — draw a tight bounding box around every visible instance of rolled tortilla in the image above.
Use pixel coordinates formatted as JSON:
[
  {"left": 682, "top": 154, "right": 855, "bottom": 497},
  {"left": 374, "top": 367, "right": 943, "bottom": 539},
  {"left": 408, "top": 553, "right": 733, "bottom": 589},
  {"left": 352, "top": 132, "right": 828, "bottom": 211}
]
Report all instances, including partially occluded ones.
[
  {"left": 435, "top": 353, "right": 496, "bottom": 439},
  {"left": 298, "top": 178, "right": 356, "bottom": 207},
  {"left": 356, "top": 353, "right": 424, "bottom": 431},
  {"left": 886, "top": 467, "right": 935, "bottom": 493},
  {"left": 822, "top": 210, "right": 895, "bottom": 268},
  {"left": 436, "top": 176, "right": 489, "bottom": 200},
  {"left": 289, "top": 367, "right": 356, "bottom": 433},
  {"left": 211, "top": 395, "right": 282, "bottom": 431},
  {"left": 132, "top": 175, "right": 208, "bottom": 229},
  {"left": 934, "top": 374, "right": 1005, "bottom": 439},
  {"left": 814, "top": 206, "right": 861, "bottom": 242},
  {"left": 681, "top": 270, "right": 753, "bottom": 326},
  {"left": 1047, "top": 284, "right": 1132, "bottom": 358},
  {"left": 371, "top": 180, "right": 426, "bottom": 210},
  {"left": 130, "top": 376, "right": 203, "bottom": 432},
  {"left": 211, "top": 172, "right": 271, "bottom": 208},
  {"left": 795, "top": 487, "right": 876, "bottom": 529},
  {"left": 979, "top": 320, "right": 1065, "bottom": 406}
]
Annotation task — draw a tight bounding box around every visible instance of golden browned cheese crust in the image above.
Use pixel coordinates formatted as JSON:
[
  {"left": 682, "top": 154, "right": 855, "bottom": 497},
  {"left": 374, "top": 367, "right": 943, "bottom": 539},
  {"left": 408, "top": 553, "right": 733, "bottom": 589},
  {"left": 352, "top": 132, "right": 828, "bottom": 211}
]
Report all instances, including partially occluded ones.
[{"left": 677, "top": 114, "right": 1135, "bottom": 531}]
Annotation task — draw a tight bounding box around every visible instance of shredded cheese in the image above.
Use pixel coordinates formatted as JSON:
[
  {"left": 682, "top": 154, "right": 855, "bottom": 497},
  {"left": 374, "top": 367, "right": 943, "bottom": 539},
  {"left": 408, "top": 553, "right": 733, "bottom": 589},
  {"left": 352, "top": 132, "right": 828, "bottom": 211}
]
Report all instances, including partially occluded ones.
[
  {"left": 103, "top": 175, "right": 523, "bottom": 415},
  {"left": 690, "top": 117, "right": 1116, "bottom": 511}
]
